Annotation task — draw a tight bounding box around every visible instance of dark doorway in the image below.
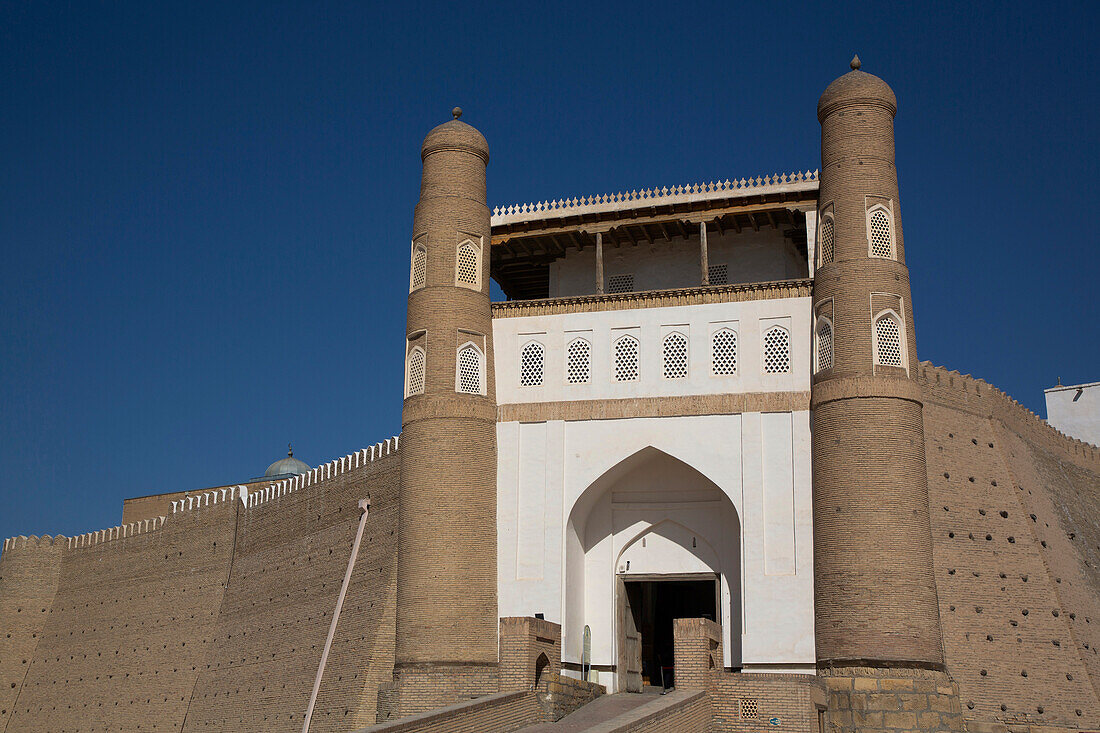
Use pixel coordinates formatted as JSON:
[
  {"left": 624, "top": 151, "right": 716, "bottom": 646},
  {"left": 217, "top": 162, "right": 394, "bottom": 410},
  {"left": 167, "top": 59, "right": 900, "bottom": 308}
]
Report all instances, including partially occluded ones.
[{"left": 622, "top": 577, "right": 718, "bottom": 688}]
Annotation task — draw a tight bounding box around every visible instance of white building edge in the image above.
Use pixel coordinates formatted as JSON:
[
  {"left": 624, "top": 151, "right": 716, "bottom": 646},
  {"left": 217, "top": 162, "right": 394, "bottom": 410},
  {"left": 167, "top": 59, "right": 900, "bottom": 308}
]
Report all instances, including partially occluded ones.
[{"left": 484, "top": 173, "right": 819, "bottom": 690}]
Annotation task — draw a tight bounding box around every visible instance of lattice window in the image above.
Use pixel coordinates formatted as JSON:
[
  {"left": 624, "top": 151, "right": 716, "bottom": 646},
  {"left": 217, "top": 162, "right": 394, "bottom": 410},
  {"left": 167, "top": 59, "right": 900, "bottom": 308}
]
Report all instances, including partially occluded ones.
[
  {"left": 662, "top": 332, "right": 688, "bottom": 379},
  {"left": 875, "top": 312, "right": 904, "bottom": 367},
  {"left": 410, "top": 245, "right": 427, "bottom": 290},
  {"left": 712, "top": 328, "right": 737, "bottom": 375},
  {"left": 815, "top": 318, "right": 833, "bottom": 373},
  {"left": 457, "top": 344, "right": 483, "bottom": 394},
  {"left": 607, "top": 274, "right": 634, "bottom": 294},
  {"left": 819, "top": 216, "right": 834, "bottom": 266},
  {"left": 869, "top": 208, "right": 894, "bottom": 259},
  {"left": 406, "top": 347, "right": 425, "bottom": 397},
  {"left": 708, "top": 263, "right": 728, "bottom": 285},
  {"left": 566, "top": 338, "right": 590, "bottom": 384},
  {"left": 457, "top": 240, "right": 480, "bottom": 286},
  {"left": 739, "top": 698, "right": 759, "bottom": 720},
  {"left": 520, "top": 341, "right": 544, "bottom": 387},
  {"left": 763, "top": 326, "right": 791, "bottom": 374},
  {"left": 614, "top": 334, "right": 639, "bottom": 382}
]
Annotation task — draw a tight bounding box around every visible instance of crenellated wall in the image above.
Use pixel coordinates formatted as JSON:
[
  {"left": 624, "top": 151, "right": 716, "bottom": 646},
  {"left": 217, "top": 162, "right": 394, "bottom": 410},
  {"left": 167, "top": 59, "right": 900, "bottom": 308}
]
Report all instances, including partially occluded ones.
[
  {"left": 0, "top": 534, "right": 64, "bottom": 730},
  {"left": 182, "top": 447, "right": 400, "bottom": 732},
  {"left": 5, "top": 493, "right": 238, "bottom": 732},
  {"left": 0, "top": 437, "right": 402, "bottom": 733},
  {"left": 920, "top": 363, "right": 1100, "bottom": 729}
]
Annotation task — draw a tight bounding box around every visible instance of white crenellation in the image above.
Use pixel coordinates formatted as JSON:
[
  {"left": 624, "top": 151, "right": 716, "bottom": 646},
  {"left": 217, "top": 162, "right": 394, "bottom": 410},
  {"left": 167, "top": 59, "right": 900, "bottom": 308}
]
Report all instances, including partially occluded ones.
[
  {"left": 58, "top": 515, "right": 168, "bottom": 551},
  {"left": 490, "top": 171, "right": 819, "bottom": 224},
  {"left": 3, "top": 436, "right": 404, "bottom": 554},
  {"left": 245, "top": 435, "right": 400, "bottom": 509}
]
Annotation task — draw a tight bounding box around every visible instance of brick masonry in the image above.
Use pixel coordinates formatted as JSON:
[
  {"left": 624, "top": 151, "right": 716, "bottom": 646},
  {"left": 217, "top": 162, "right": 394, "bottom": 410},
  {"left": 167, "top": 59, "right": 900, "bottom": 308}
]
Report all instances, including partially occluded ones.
[
  {"left": 675, "top": 618, "right": 826, "bottom": 733},
  {"left": 393, "top": 112, "right": 500, "bottom": 715}
]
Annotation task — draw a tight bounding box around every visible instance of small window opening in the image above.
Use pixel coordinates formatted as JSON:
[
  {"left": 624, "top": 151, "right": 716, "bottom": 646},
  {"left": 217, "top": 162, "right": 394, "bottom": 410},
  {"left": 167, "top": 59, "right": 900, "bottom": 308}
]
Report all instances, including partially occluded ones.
[
  {"left": 869, "top": 208, "right": 894, "bottom": 259},
  {"left": 457, "top": 240, "right": 480, "bottom": 286},
  {"left": 662, "top": 332, "right": 688, "bottom": 379},
  {"left": 707, "top": 263, "right": 728, "bottom": 285},
  {"left": 457, "top": 344, "right": 483, "bottom": 394},
  {"left": 815, "top": 318, "right": 833, "bottom": 373},
  {"left": 607, "top": 274, "right": 634, "bottom": 294},
  {"left": 405, "top": 347, "right": 425, "bottom": 397},
  {"left": 712, "top": 329, "right": 738, "bottom": 375},
  {"left": 614, "top": 335, "right": 639, "bottom": 382},
  {"left": 874, "top": 312, "right": 904, "bottom": 367},
  {"left": 819, "top": 216, "right": 835, "bottom": 265},
  {"left": 520, "top": 342, "right": 544, "bottom": 387},
  {"left": 763, "top": 326, "right": 791, "bottom": 374},
  {"left": 566, "top": 338, "right": 590, "bottom": 384}
]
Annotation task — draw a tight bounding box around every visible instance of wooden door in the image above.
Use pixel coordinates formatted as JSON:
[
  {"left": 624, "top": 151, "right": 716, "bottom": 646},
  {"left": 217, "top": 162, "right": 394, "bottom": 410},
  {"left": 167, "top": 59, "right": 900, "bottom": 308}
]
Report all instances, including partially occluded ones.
[{"left": 616, "top": 576, "right": 643, "bottom": 692}]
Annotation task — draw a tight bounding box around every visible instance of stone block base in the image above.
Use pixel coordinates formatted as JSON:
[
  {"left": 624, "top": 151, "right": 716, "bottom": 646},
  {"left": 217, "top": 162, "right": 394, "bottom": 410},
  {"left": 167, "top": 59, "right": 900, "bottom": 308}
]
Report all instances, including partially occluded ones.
[{"left": 821, "top": 666, "right": 964, "bottom": 733}]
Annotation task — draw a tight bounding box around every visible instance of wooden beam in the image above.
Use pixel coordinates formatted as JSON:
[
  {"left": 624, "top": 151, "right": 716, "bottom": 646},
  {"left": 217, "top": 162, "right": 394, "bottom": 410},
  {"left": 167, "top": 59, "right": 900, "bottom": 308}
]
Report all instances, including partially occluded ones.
[
  {"left": 700, "top": 221, "right": 709, "bottom": 286},
  {"left": 595, "top": 232, "right": 604, "bottom": 295},
  {"left": 748, "top": 213, "right": 760, "bottom": 232}
]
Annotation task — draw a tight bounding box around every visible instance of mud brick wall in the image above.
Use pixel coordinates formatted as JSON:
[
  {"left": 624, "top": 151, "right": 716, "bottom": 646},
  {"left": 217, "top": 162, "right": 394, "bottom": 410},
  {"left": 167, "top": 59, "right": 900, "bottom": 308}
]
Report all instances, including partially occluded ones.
[
  {"left": 183, "top": 451, "right": 400, "bottom": 733},
  {"left": 499, "top": 616, "right": 561, "bottom": 691},
  {"left": 920, "top": 365, "right": 1100, "bottom": 729},
  {"left": 0, "top": 534, "right": 64, "bottom": 729},
  {"left": 5, "top": 500, "right": 237, "bottom": 732}
]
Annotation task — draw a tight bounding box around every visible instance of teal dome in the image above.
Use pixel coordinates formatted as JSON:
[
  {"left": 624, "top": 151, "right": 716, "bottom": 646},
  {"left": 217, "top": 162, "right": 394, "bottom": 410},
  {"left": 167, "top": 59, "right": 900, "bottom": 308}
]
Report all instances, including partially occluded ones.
[{"left": 265, "top": 446, "right": 310, "bottom": 478}]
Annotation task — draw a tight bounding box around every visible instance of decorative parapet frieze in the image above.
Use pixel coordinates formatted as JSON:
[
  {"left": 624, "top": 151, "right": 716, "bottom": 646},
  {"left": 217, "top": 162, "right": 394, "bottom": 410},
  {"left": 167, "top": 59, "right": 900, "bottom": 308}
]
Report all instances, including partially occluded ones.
[
  {"left": 171, "top": 484, "right": 249, "bottom": 514},
  {"left": 2, "top": 534, "right": 65, "bottom": 553},
  {"left": 3, "top": 436, "right": 402, "bottom": 555},
  {"left": 918, "top": 361, "right": 1100, "bottom": 467},
  {"left": 491, "top": 279, "right": 813, "bottom": 318},
  {"left": 245, "top": 435, "right": 400, "bottom": 510},
  {"left": 490, "top": 171, "right": 819, "bottom": 226},
  {"left": 65, "top": 515, "right": 167, "bottom": 550}
]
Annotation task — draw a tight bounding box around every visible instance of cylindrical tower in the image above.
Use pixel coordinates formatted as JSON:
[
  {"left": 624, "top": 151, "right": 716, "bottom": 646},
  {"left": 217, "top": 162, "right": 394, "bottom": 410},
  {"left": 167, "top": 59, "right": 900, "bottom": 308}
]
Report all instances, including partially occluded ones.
[
  {"left": 811, "top": 58, "right": 960, "bottom": 731},
  {"left": 392, "top": 108, "right": 498, "bottom": 714}
]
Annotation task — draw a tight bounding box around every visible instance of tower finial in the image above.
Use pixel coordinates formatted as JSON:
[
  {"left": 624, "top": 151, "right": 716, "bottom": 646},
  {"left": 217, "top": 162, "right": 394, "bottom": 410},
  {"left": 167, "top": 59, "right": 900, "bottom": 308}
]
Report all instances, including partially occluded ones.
[
  {"left": 452, "top": 106, "right": 462, "bottom": 120},
  {"left": 288, "top": 442, "right": 293, "bottom": 457},
  {"left": 850, "top": 54, "right": 861, "bottom": 71}
]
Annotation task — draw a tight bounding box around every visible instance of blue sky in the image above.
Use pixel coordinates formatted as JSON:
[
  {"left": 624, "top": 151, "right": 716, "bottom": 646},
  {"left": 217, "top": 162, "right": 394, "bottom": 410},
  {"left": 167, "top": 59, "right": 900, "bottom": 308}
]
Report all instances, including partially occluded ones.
[{"left": 1, "top": 1, "right": 1097, "bottom": 541}]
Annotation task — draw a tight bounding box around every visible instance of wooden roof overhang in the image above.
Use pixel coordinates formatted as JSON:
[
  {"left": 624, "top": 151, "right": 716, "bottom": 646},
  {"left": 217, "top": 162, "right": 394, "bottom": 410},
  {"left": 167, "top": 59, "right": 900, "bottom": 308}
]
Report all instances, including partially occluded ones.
[{"left": 490, "top": 185, "right": 819, "bottom": 300}]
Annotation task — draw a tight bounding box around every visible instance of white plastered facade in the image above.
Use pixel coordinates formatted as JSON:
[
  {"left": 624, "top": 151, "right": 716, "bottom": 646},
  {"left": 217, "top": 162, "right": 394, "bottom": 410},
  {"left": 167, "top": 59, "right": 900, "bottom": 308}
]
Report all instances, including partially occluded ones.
[{"left": 493, "top": 296, "right": 815, "bottom": 690}]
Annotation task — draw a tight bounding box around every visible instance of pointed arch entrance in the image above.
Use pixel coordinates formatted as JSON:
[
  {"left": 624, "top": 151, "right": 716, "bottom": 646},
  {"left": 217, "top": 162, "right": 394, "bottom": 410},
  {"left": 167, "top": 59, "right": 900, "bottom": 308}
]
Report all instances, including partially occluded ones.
[{"left": 564, "top": 447, "right": 741, "bottom": 692}]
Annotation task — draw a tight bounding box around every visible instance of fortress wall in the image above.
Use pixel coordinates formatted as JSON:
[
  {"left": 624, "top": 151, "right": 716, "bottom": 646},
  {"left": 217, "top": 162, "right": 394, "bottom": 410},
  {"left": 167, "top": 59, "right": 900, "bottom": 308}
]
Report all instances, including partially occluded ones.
[
  {"left": 920, "top": 364, "right": 1100, "bottom": 728},
  {"left": 0, "top": 534, "right": 64, "bottom": 729},
  {"left": 182, "top": 449, "right": 401, "bottom": 733},
  {"left": 5, "top": 499, "right": 238, "bottom": 733}
]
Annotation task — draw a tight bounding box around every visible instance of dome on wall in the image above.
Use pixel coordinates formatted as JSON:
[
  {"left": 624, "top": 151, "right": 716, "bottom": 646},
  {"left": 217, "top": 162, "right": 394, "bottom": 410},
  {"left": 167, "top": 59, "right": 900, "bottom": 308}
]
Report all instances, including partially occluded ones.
[{"left": 264, "top": 445, "right": 311, "bottom": 478}]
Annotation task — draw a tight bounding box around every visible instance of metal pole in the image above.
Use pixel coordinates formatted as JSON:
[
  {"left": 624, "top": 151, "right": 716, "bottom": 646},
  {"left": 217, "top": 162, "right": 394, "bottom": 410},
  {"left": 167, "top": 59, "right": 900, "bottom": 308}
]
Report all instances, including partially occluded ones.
[{"left": 301, "top": 496, "right": 371, "bottom": 733}]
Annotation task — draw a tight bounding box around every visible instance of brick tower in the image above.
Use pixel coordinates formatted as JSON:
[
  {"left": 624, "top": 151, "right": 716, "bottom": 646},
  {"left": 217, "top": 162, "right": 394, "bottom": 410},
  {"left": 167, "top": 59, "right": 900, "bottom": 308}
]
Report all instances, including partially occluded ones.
[
  {"left": 391, "top": 108, "right": 498, "bottom": 715},
  {"left": 811, "top": 59, "right": 962, "bottom": 731}
]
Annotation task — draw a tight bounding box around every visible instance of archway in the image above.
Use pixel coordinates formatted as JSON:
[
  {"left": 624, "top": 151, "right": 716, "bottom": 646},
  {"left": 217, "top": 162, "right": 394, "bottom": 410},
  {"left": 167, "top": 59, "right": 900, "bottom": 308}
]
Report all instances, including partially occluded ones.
[{"left": 564, "top": 447, "right": 741, "bottom": 692}]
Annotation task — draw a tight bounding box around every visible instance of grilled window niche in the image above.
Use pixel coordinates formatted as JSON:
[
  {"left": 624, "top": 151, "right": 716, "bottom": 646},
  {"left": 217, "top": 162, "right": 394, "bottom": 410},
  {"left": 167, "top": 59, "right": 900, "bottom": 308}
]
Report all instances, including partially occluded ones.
[
  {"left": 870, "top": 292, "right": 908, "bottom": 374},
  {"left": 866, "top": 199, "right": 896, "bottom": 260}
]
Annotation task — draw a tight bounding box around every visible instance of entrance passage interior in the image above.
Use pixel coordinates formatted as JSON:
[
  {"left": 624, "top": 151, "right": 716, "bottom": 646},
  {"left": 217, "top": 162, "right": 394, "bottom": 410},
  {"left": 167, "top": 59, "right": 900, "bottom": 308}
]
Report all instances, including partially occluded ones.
[{"left": 623, "top": 577, "right": 717, "bottom": 688}]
